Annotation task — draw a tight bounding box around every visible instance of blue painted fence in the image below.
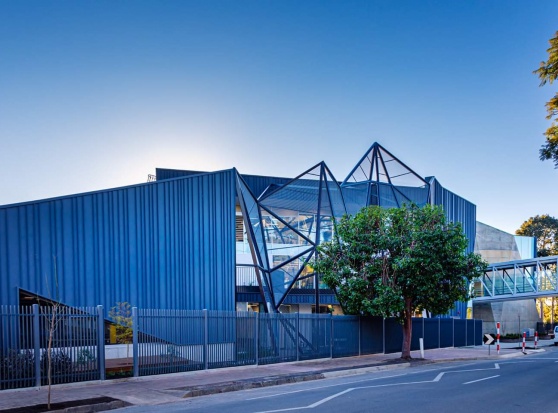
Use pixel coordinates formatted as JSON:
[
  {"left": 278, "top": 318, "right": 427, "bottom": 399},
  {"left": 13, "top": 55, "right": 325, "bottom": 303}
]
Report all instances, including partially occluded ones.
[{"left": 1, "top": 305, "right": 483, "bottom": 390}]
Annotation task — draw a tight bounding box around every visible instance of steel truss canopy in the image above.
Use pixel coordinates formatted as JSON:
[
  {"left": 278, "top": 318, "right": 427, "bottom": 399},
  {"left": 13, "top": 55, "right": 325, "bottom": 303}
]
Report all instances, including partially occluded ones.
[
  {"left": 473, "top": 256, "right": 558, "bottom": 303},
  {"left": 342, "top": 143, "right": 430, "bottom": 215},
  {"left": 237, "top": 142, "right": 433, "bottom": 312}
]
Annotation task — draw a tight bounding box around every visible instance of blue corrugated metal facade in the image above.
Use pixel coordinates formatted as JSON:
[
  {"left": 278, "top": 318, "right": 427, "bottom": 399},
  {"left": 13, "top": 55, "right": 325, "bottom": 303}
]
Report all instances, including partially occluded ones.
[
  {"left": 428, "top": 177, "right": 476, "bottom": 253},
  {"left": 0, "top": 170, "right": 236, "bottom": 311},
  {"left": 0, "top": 143, "right": 477, "bottom": 319},
  {"left": 156, "top": 168, "right": 292, "bottom": 199},
  {"left": 155, "top": 168, "right": 203, "bottom": 181}
]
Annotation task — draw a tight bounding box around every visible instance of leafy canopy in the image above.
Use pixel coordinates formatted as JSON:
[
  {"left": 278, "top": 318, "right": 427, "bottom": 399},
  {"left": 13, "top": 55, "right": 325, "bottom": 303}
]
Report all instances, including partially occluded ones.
[
  {"left": 534, "top": 31, "right": 558, "bottom": 167},
  {"left": 109, "top": 302, "right": 133, "bottom": 344},
  {"left": 516, "top": 214, "right": 558, "bottom": 257},
  {"left": 314, "top": 204, "right": 486, "bottom": 321}
]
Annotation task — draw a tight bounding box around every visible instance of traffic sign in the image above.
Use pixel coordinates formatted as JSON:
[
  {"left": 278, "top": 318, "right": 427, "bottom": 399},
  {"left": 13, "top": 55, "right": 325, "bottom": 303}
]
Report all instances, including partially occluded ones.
[{"left": 483, "top": 334, "right": 495, "bottom": 345}]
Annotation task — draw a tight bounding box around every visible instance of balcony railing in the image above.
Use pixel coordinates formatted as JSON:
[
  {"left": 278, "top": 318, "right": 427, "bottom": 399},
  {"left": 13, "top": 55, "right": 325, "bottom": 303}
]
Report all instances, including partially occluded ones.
[{"left": 235, "top": 266, "right": 328, "bottom": 289}]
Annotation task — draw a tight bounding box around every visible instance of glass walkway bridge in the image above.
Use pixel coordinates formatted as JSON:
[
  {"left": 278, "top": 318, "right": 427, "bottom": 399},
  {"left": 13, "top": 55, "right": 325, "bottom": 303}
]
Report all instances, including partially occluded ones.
[{"left": 473, "top": 255, "right": 558, "bottom": 302}]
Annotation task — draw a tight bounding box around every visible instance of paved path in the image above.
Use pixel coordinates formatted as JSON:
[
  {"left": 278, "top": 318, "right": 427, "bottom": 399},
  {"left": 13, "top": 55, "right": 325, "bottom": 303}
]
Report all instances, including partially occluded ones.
[{"left": 0, "top": 342, "right": 552, "bottom": 412}]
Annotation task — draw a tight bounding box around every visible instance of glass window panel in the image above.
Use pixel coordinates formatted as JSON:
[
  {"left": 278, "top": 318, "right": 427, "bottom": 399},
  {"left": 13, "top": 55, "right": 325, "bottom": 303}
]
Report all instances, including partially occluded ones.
[
  {"left": 238, "top": 178, "right": 269, "bottom": 269},
  {"left": 377, "top": 183, "right": 399, "bottom": 208},
  {"left": 270, "top": 252, "right": 313, "bottom": 305},
  {"left": 324, "top": 173, "right": 347, "bottom": 219},
  {"left": 341, "top": 183, "right": 369, "bottom": 215}
]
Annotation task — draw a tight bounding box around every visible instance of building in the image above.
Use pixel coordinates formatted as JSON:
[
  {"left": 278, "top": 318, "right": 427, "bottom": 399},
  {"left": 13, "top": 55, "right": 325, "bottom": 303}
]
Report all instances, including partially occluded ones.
[
  {"left": 473, "top": 222, "right": 540, "bottom": 334},
  {"left": 0, "top": 143, "right": 476, "bottom": 317}
]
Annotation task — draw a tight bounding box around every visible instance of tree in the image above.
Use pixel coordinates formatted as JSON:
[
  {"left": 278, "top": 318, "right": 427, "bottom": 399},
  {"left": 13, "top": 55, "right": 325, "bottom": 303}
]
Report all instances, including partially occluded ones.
[
  {"left": 516, "top": 214, "right": 558, "bottom": 256},
  {"left": 314, "top": 204, "right": 486, "bottom": 360},
  {"left": 109, "top": 302, "right": 133, "bottom": 358},
  {"left": 534, "top": 31, "right": 558, "bottom": 167}
]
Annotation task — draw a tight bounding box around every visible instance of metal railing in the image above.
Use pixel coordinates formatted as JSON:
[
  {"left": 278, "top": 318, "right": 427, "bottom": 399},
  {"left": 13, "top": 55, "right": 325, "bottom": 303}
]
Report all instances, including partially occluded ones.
[
  {"left": 1, "top": 305, "right": 482, "bottom": 389},
  {"left": 1, "top": 305, "right": 104, "bottom": 390},
  {"left": 473, "top": 256, "right": 558, "bottom": 302}
]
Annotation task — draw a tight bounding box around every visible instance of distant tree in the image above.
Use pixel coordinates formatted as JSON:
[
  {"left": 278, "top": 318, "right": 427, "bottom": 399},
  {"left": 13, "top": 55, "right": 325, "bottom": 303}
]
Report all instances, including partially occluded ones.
[
  {"left": 534, "top": 31, "right": 558, "bottom": 167},
  {"left": 314, "top": 204, "right": 486, "bottom": 360},
  {"left": 516, "top": 214, "right": 558, "bottom": 257},
  {"left": 109, "top": 302, "right": 133, "bottom": 358}
]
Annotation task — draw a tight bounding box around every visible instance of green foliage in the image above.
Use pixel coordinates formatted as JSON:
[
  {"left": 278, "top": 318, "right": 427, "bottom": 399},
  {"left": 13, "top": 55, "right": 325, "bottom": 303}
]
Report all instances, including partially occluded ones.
[
  {"left": 106, "top": 369, "right": 133, "bottom": 379},
  {"left": 76, "top": 349, "right": 96, "bottom": 366},
  {"left": 0, "top": 350, "right": 34, "bottom": 385},
  {"left": 40, "top": 350, "right": 72, "bottom": 375},
  {"left": 516, "top": 214, "right": 558, "bottom": 256},
  {"left": 109, "top": 302, "right": 133, "bottom": 344},
  {"left": 501, "top": 333, "right": 521, "bottom": 340},
  {"left": 534, "top": 31, "right": 558, "bottom": 167},
  {"left": 315, "top": 204, "right": 485, "bottom": 318},
  {"left": 314, "top": 204, "right": 486, "bottom": 357}
]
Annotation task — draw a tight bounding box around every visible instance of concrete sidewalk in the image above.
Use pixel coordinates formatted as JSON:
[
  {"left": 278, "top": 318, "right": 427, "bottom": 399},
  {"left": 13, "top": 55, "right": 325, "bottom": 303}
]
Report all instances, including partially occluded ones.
[{"left": 0, "top": 344, "right": 549, "bottom": 413}]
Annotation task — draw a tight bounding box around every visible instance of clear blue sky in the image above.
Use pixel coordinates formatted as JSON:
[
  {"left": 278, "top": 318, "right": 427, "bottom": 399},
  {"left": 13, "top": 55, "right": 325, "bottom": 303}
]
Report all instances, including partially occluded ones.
[{"left": 1, "top": 1, "right": 557, "bottom": 234}]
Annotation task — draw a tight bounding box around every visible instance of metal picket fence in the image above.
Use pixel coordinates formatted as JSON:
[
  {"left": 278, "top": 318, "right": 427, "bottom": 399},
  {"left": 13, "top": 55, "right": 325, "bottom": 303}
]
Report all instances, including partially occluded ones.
[
  {"left": 2, "top": 305, "right": 483, "bottom": 388},
  {"left": 1, "top": 305, "right": 104, "bottom": 390}
]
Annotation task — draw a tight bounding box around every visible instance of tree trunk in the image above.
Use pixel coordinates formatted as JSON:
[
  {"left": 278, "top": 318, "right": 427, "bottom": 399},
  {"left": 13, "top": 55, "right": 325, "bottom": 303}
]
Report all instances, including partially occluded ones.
[
  {"left": 401, "top": 297, "right": 413, "bottom": 360},
  {"left": 47, "top": 305, "right": 57, "bottom": 410}
]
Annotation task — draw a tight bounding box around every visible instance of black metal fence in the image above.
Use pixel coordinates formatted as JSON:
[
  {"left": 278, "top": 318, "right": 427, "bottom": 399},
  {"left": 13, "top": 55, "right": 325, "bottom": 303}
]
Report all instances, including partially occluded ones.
[{"left": 1, "top": 305, "right": 482, "bottom": 389}]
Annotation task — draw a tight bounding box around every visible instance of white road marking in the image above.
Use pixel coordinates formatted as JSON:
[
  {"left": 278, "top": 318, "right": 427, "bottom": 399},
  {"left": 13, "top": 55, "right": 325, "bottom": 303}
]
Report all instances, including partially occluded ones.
[
  {"left": 308, "top": 389, "right": 354, "bottom": 408},
  {"left": 463, "top": 375, "right": 500, "bottom": 385},
  {"left": 250, "top": 363, "right": 509, "bottom": 413},
  {"left": 433, "top": 373, "right": 445, "bottom": 382},
  {"left": 246, "top": 373, "right": 407, "bottom": 400}
]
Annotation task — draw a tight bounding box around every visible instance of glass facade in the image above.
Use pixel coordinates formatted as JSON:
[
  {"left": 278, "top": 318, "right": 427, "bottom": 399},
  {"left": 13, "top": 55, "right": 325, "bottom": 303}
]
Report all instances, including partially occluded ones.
[{"left": 237, "top": 143, "right": 447, "bottom": 312}]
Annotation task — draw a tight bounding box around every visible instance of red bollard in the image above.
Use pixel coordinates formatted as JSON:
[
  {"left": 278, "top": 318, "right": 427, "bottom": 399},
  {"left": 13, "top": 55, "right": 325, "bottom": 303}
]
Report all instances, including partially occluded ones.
[
  {"left": 535, "top": 331, "right": 538, "bottom": 349},
  {"left": 496, "top": 322, "right": 500, "bottom": 355},
  {"left": 522, "top": 332, "right": 526, "bottom": 353}
]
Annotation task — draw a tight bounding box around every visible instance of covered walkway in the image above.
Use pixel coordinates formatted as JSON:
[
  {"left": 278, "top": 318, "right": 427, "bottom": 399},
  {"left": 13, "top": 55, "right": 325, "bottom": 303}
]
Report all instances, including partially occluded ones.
[{"left": 473, "top": 256, "right": 558, "bottom": 302}]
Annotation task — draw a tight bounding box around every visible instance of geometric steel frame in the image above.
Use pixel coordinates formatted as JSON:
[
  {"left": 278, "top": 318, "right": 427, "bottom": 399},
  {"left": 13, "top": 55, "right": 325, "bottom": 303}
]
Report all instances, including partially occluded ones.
[
  {"left": 237, "top": 162, "right": 346, "bottom": 312},
  {"left": 238, "top": 143, "right": 437, "bottom": 313},
  {"left": 474, "top": 256, "right": 558, "bottom": 302},
  {"left": 341, "top": 142, "right": 430, "bottom": 212}
]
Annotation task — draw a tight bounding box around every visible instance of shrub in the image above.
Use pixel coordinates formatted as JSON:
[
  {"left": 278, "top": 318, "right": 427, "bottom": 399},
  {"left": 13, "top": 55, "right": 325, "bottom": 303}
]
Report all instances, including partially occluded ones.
[
  {"left": 41, "top": 350, "right": 72, "bottom": 375},
  {"left": 76, "top": 349, "right": 96, "bottom": 366},
  {"left": 0, "top": 349, "right": 34, "bottom": 380}
]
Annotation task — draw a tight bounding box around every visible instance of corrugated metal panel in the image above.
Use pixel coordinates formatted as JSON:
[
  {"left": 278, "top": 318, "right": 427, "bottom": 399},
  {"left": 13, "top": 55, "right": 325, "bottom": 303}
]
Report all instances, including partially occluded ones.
[
  {"left": 429, "top": 178, "right": 476, "bottom": 253},
  {"left": 156, "top": 168, "right": 292, "bottom": 198},
  {"left": 0, "top": 170, "right": 236, "bottom": 311},
  {"left": 155, "top": 168, "right": 204, "bottom": 181},
  {"left": 240, "top": 175, "right": 292, "bottom": 198}
]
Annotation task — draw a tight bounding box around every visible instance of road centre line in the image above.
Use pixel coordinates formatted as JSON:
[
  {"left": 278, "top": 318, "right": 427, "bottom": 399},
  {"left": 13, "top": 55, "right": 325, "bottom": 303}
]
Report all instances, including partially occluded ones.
[
  {"left": 463, "top": 375, "right": 500, "bottom": 385},
  {"left": 308, "top": 389, "right": 354, "bottom": 408},
  {"left": 248, "top": 362, "right": 502, "bottom": 402},
  {"left": 252, "top": 363, "right": 505, "bottom": 413},
  {"left": 246, "top": 373, "right": 407, "bottom": 400}
]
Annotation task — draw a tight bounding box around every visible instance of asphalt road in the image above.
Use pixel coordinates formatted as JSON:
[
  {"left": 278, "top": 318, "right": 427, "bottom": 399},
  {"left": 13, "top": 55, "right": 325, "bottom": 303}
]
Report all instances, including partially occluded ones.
[{"left": 117, "top": 347, "right": 558, "bottom": 413}]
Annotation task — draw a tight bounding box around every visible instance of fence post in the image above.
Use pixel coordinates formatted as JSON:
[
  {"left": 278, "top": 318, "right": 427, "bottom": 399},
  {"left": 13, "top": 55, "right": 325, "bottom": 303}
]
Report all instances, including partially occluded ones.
[
  {"left": 473, "top": 318, "right": 477, "bottom": 347},
  {"left": 452, "top": 317, "right": 455, "bottom": 347},
  {"left": 132, "top": 307, "right": 138, "bottom": 377},
  {"left": 438, "top": 318, "right": 441, "bottom": 349},
  {"left": 382, "top": 318, "right": 386, "bottom": 354},
  {"left": 358, "top": 316, "right": 361, "bottom": 356},
  {"left": 422, "top": 317, "right": 425, "bottom": 347},
  {"left": 255, "top": 311, "right": 259, "bottom": 366},
  {"left": 203, "top": 309, "right": 208, "bottom": 370},
  {"left": 32, "top": 304, "right": 41, "bottom": 387},
  {"left": 465, "top": 318, "right": 468, "bottom": 346},
  {"left": 330, "top": 313, "right": 333, "bottom": 359},
  {"left": 296, "top": 312, "right": 300, "bottom": 362},
  {"left": 97, "top": 305, "right": 105, "bottom": 381}
]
